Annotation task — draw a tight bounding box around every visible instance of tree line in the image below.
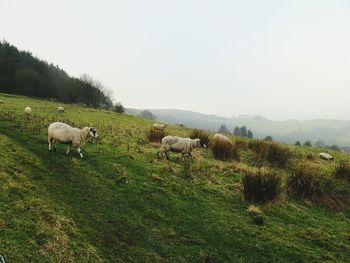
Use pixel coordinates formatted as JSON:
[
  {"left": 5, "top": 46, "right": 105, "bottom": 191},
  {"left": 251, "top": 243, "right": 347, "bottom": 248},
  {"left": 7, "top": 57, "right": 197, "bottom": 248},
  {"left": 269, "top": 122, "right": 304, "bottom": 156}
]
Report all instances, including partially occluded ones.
[{"left": 0, "top": 41, "right": 123, "bottom": 110}]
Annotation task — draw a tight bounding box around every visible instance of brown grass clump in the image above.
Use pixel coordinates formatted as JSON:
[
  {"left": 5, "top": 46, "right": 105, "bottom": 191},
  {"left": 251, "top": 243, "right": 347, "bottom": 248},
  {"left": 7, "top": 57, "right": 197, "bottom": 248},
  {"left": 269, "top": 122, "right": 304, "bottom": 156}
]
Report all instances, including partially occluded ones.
[
  {"left": 334, "top": 161, "right": 350, "bottom": 182},
  {"left": 147, "top": 127, "right": 167, "bottom": 143},
  {"left": 242, "top": 168, "right": 282, "bottom": 203},
  {"left": 248, "top": 139, "right": 292, "bottom": 167},
  {"left": 287, "top": 163, "right": 348, "bottom": 210},
  {"left": 211, "top": 135, "right": 239, "bottom": 161},
  {"left": 189, "top": 129, "right": 210, "bottom": 148}
]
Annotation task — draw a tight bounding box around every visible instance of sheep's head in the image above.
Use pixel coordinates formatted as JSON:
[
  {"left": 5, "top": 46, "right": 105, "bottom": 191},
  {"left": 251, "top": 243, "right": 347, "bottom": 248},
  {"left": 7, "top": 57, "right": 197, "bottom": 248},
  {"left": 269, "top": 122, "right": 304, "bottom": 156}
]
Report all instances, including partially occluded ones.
[
  {"left": 193, "top": 138, "right": 201, "bottom": 147},
  {"left": 89, "top": 127, "right": 98, "bottom": 138}
]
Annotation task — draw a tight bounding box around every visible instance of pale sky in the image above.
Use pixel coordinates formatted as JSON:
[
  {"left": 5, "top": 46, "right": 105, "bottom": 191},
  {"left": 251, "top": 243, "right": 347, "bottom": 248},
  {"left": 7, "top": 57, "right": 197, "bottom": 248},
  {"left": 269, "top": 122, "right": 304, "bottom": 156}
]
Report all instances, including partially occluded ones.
[{"left": 1, "top": 0, "right": 350, "bottom": 120}]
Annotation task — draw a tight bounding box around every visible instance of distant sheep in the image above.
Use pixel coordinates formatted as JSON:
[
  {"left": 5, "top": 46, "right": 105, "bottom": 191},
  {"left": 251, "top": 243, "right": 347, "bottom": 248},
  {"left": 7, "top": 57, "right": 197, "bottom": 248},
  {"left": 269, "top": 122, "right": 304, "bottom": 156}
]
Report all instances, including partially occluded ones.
[
  {"left": 57, "top": 106, "right": 65, "bottom": 113},
  {"left": 152, "top": 123, "right": 167, "bottom": 131},
  {"left": 24, "top": 107, "right": 32, "bottom": 119},
  {"left": 157, "top": 135, "right": 201, "bottom": 160},
  {"left": 319, "top": 152, "right": 334, "bottom": 161},
  {"left": 48, "top": 122, "right": 98, "bottom": 158}
]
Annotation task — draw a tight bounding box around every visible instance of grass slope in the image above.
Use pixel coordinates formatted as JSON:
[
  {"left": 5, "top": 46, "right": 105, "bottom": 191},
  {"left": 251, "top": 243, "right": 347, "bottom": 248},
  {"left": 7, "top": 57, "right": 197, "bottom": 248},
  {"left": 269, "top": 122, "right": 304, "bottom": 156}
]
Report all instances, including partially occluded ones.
[{"left": 0, "top": 93, "right": 349, "bottom": 262}]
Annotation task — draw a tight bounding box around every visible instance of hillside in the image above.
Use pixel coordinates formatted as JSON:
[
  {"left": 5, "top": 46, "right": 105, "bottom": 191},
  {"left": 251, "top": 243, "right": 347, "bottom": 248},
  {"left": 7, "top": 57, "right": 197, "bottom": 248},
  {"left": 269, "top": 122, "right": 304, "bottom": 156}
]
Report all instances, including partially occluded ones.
[
  {"left": 127, "top": 108, "right": 350, "bottom": 148},
  {"left": 1, "top": 93, "right": 350, "bottom": 262}
]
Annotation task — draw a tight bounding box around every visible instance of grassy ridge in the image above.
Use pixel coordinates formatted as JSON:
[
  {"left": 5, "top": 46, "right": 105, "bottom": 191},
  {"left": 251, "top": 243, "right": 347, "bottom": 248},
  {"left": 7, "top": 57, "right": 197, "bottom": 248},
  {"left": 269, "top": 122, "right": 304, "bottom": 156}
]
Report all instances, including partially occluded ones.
[{"left": 0, "top": 93, "right": 349, "bottom": 262}]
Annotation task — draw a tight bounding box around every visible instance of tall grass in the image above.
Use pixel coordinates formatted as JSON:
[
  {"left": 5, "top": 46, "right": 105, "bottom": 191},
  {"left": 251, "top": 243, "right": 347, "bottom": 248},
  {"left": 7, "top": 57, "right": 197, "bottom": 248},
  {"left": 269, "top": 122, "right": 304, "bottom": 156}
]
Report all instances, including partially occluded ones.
[
  {"left": 287, "top": 163, "right": 347, "bottom": 210},
  {"left": 334, "top": 161, "right": 350, "bottom": 181},
  {"left": 211, "top": 139, "right": 239, "bottom": 161},
  {"left": 248, "top": 139, "right": 292, "bottom": 167},
  {"left": 242, "top": 168, "right": 282, "bottom": 203},
  {"left": 147, "top": 126, "right": 167, "bottom": 143}
]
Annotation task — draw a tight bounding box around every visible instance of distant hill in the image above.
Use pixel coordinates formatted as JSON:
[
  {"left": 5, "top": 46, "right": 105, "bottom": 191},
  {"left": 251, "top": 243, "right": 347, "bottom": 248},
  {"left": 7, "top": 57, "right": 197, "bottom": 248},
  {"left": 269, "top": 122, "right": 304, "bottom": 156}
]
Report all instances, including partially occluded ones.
[{"left": 127, "top": 108, "right": 350, "bottom": 147}]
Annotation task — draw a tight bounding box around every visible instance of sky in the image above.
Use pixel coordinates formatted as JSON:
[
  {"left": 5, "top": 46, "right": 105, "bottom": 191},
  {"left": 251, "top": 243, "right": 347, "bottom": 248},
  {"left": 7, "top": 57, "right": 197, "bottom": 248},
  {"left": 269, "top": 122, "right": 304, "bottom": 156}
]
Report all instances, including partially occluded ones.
[{"left": 1, "top": 0, "right": 350, "bottom": 120}]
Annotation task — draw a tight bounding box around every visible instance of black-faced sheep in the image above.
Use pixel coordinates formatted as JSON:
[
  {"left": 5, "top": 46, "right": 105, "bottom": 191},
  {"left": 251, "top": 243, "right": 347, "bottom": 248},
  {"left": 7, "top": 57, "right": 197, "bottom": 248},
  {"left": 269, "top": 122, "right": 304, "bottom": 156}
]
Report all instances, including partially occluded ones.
[
  {"left": 48, "top": 122, "right": 98, "bottom": 158},
  {"left": 157, "top": 135, "right": 201, "bottom": 160}
]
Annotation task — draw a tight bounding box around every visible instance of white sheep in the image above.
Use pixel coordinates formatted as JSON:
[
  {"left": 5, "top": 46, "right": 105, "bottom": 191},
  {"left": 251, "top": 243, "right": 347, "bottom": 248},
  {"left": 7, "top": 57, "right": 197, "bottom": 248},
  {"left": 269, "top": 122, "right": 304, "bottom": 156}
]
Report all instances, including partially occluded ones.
[
  {"left": 24, "top": 106, "right": 32, "bottom": 119},
  {"left": 157, "top": 135, "right": 201, "bottom": 160},
  {"left": 319, "top": 152, "right": 334, "bottom": 161},
  {"left": 57, "top": 106, "right": 65, "bottom": 113},
  {"left": 48, "top": 122, "right": 98, "bottom": 158},
  {"left": 212, "top": 133, "right": 233, "bottom": 146},
  {"left": 152, "top": 123, "right": 167, "bottom": 131}
]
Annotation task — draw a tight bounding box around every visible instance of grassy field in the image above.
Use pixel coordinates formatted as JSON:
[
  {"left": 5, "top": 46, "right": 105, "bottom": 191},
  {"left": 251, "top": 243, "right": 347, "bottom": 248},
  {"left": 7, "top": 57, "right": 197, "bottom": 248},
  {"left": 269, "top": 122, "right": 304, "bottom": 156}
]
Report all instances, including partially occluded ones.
[{"left": 0, "top": 93, "right": 349, "bottom": 262}]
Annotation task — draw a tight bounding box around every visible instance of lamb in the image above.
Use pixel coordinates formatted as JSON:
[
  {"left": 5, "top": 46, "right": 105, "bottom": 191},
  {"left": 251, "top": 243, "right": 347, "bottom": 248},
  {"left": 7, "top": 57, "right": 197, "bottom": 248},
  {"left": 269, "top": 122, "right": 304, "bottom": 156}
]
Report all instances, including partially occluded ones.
[
  {"left": 319, "top": 152, "right": 334, "bottom": 161},
  {"left": 157, "top": 135, "right": 201, "bottom": 160},
  {"left": 152, "top": 123, "right": 167, "bottom": 131},
  {"left": 48, "top": 122, "right": 98, "bottom": 158},
  {"left": 57, "top": 106, "right": 65, "bottom": 113},
  {"left": 24, "top": 106, "right": 32, "bottom": 119}
]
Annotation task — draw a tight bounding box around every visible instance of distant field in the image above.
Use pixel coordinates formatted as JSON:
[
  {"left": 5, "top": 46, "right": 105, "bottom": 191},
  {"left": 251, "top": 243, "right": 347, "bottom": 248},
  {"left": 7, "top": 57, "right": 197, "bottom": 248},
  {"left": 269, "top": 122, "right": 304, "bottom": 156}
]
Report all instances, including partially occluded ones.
[{"left": 0, "top": 93, "right": 350, "bottom": 262}]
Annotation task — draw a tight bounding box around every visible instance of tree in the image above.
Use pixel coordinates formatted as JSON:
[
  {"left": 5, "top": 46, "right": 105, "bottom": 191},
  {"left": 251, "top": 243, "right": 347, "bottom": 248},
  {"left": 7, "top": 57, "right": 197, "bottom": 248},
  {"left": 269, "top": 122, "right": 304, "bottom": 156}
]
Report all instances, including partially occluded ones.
[
  {"left": 295, "top": 141, "right": 301, "bottom": 146},
  {"left": 330, "top": 145, "right": 339, "bottom": 151},
  {"left": 247, "top": 129, "right": 253, "bottom": 138},
  {"left": 233, "top": 126, "right": 242, "bottom": 136},
  {"left": 264, "top": 135, "right": 273, "bottom": 141},
  {"left": 314, "top": 139, "right": 325, "bottom": 147},
  {"left": 113, "top": 102, "right": 125, "bottom": 113},
  {"left": 139, "top": 110, "right": 157, "bottom": 120},
  {"left": 303, "top": 140, "right": 312, "bottom": 147},
  {"left": 240, "top": 125, "right": 248, "bottom": 137},
  {"left": 218, "top": 124, "right": 230, "bottom": 134}
]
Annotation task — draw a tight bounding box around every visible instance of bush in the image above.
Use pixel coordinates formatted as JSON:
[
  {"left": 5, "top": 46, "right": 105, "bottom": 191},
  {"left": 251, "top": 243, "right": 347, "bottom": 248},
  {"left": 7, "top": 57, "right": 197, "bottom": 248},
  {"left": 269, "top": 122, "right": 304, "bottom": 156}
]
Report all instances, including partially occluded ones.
[
  {"left": 242, "top": 168, "right": 282, "bottom": 202},
  {"left": 189, "top": 129, "right": 210, "bottom": 148},
  {"left": 147, "top": 127, "right": 167, "bottom": 143},
  {"left": 211, "top": 139, "right": 239, "bottom": 161},
  {"left": 334, "top": 161, "right": 350, "bottom": 181},
  {"left": 287, "top": 163, "right": 347, "bottom": 210},
  {"left": 248, "top": 139, "right": 292, "bottom": 167}
]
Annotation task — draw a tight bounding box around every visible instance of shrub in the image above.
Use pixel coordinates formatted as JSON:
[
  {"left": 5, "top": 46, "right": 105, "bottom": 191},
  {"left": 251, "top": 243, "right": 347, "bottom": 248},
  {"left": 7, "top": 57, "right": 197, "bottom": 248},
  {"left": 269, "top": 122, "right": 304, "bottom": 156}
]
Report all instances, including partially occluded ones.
[
  {"left": 334, "top": 161, "right": 350, "bottom": 181},
  {"left": 303, "top": 141, "right": 312, "bottom": 147},
  {"left": 211, "top": 138, "right": 239, "bottom": 161},
  {"left": 242, "top": 168, "right": 282, "bottom": 202},
  {"left": 287, "top": 163, "right": 347, "bottom": 210},
  {"left": 147, "top": 127, "right": 167, "bottom": 143},
  {"left": 189, "top": 129, "right": 210, "bottom": 148},
  {"left": 248, "top": 139, "right": 292, "bottom": 167}
]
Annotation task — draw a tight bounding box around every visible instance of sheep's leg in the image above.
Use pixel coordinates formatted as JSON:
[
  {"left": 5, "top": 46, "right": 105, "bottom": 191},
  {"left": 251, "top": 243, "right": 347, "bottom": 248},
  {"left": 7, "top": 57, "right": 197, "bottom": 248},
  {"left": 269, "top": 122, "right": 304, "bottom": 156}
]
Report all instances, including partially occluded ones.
[
  {"left": 165, "top": 151, "right": 170, "bottom": 160},
  {"left": 66, "top": 145, "right": 71, "bottom": 156},
  {"left": 77, "top": 148, "right": 83, "bottom": 159},
  {"left": 48, "top": 138, "right": 52, "bottom": 151}
]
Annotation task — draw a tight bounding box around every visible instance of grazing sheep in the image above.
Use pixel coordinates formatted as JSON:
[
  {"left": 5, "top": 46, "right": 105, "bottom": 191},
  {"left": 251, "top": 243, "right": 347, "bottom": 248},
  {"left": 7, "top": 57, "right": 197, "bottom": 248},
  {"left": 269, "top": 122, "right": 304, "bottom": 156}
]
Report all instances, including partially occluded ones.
[
  {"left": 319, "top": 152, "right": 334, "bottom": 161},
  {"left": 152, "top": 123, "right": 167, "bottom": 131},
  {"left": 48, "top": 122, "right": 98, "bottom": 158},
  {"left": 157, "top": 135, "right": 201, "bottom": 160},
  {"left": 57, "top": 106, "right": 65, "bottom": 113},
  {"left": 24, "top": 107, "right": 32, "bottom": 119},
  {"left": 213, "top": 133, "right": 233, "bottom": 146}
]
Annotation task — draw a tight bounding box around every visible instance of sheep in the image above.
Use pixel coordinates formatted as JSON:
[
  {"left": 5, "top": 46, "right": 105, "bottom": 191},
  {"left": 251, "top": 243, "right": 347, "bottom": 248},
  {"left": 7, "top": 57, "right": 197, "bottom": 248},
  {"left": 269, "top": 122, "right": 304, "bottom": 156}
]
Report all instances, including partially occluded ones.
[
  {"left": 57, "top": 106, "right": 65, "bottom": 113},
  {"left": 212, "top": 133, "right": 233, "bottom": 147},
  {"left": 152, "top": 123, "right": 167, "bottom": 131},
  {"left": 48, "top": 122, "right": 98, "bottom": 158},
  {"left": 24, "top": 106, "right": 32, "bottom": 119},
  {"left": 319, "top": 152, "right": 334, "bottom": 161},
  {"left": 157, "top": 135, "right": 201, "bottom": 160}
]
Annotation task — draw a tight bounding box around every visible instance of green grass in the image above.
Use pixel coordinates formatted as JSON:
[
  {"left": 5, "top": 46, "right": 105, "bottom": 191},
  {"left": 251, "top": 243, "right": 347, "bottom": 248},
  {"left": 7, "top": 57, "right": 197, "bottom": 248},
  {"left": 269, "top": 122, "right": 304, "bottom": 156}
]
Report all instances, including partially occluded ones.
[{"left": 0, "top": 93, "right": 350, "bottom": 262}]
